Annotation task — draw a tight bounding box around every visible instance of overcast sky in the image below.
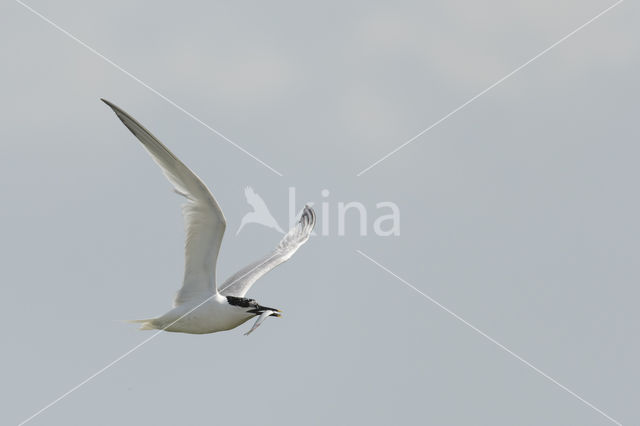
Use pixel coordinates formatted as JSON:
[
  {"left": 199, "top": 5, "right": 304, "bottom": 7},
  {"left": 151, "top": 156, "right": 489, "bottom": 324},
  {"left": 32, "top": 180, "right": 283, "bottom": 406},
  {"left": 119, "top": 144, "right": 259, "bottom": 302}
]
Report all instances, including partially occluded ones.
[{"left": 1, "top": 1, "right": 638, "bottom": 425}]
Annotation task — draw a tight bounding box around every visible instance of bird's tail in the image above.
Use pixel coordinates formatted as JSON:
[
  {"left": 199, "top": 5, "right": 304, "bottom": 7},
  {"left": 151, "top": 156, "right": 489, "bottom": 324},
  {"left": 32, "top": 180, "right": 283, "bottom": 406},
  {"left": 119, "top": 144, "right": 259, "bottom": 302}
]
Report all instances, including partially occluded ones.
[{"left": 126, "top": 318, "right": 157, "bottom": 330}]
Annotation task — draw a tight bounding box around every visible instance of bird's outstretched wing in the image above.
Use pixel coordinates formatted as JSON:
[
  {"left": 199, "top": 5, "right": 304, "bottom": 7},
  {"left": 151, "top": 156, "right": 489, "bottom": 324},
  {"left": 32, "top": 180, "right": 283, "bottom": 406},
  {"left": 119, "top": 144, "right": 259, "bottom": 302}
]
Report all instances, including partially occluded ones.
[
  {"left": 102, "top": 99, "right": 227, "bottom": 306},
  {"left": 219, "top": 206, "right": 316, "bottom": 297}
]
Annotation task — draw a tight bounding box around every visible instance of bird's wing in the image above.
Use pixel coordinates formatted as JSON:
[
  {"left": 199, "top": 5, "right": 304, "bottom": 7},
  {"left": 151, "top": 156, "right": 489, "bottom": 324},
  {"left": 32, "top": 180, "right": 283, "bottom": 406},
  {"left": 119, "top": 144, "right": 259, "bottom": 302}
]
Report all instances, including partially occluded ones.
[
  {"left": 219, "top": 205, "right": 315, "bottom": 297},
  {"left": 102, "top": 99, "right": 227, "bottom": 306}
]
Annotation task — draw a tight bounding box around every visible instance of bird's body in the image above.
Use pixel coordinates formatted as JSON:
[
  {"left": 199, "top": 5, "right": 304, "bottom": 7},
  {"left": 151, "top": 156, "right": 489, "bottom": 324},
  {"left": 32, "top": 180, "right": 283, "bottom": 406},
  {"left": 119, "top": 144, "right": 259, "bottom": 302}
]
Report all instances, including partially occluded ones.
[
  {"left": 102, "top": 99, "right": 315, "bottom": 335},
  {"left": 137, "top": 295, "right": 257, "bottom": 334}
]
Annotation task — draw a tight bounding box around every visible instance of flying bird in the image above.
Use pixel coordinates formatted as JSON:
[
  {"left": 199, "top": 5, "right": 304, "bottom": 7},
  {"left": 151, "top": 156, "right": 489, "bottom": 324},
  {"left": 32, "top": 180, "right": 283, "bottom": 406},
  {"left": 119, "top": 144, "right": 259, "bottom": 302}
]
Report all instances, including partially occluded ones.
[
  {"left": 236, "top": 186, "right": 284, "bottom": 235},
  {"left": 102, "top": 99, "right": 316, "bottom": 335}
]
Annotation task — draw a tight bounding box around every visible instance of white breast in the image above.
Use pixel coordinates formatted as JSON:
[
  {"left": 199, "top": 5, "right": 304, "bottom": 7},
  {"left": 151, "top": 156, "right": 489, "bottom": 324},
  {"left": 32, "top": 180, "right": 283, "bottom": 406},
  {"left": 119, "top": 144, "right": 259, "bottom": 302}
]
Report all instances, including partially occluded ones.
[{"left": 152, "top": 295, "right": 254, "bottom": 334}]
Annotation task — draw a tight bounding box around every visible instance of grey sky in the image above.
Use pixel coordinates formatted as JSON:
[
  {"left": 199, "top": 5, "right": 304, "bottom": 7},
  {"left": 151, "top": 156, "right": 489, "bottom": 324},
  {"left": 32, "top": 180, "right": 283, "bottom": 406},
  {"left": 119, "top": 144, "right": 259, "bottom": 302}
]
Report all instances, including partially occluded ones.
[{"left": 1, "top": 1, "right": 638, "bottom": 425}]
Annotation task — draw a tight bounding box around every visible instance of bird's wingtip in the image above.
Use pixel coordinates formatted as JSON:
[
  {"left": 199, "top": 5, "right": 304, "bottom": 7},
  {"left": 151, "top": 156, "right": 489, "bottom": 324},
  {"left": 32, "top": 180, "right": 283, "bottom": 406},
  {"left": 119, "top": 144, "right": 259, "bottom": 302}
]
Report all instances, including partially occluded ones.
[
  {"left": 300, "top": 205, "right": 316, "bottom": 231},
  {"left": 302, "top": 204, "right": 315, "bottom": 217},
  {"left": 100, "top": 98, "right": 118, "bottom": 111}
]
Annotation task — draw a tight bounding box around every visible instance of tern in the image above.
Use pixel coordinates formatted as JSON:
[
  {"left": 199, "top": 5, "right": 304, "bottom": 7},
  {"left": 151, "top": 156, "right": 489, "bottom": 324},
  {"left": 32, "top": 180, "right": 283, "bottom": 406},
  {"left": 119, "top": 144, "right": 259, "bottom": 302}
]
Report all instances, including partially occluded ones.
[{"left": 102, "top": 99, "right": 316, "bottom": 335}]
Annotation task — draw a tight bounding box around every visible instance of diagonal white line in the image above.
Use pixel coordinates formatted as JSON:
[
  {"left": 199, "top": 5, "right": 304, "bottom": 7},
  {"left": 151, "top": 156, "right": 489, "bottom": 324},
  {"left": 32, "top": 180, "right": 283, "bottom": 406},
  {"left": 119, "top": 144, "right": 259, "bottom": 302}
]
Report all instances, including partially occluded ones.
[
  {"left": 17, "top": 251, "right": 282, "bottom": 426},
  {"left": 355, "top": 249, "right": 623, "bottom": 426},
  {"left": 14, "top": 0, "right": 283, "bottom": 177},
  {"left": 356, "top": 0, "right": 624, "bottom": 176},
  {"left": 17, "top": 329, "right": 164, "bottom": 426}
]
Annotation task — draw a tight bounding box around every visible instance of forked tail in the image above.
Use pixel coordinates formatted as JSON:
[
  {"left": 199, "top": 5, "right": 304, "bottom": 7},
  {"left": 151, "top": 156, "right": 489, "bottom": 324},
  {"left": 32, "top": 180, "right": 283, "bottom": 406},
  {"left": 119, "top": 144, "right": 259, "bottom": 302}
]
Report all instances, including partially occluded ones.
[{"left": 126, "top": 318, "right": 157, "bottom": 330}]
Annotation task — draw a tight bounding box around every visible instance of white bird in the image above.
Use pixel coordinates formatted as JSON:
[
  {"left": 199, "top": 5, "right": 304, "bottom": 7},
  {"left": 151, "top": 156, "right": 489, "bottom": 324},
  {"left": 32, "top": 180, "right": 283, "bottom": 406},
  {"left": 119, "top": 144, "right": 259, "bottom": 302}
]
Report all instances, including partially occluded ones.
[
  {"left": 236, "top": 186, "right": 284, "bottom": 235},
  {"left": 102, "top": 99, "right": 316, "bottom": 335}
]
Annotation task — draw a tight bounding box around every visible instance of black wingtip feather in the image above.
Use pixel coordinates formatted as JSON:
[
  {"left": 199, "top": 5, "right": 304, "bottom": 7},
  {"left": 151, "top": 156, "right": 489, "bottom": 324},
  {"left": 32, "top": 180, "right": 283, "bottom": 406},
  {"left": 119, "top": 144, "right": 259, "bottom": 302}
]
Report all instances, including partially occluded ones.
[
  {"left": 300, "top": 205, "right": 316, "bottom": 231},
  {"left": 100, "top": 99, "right": 127, "bottom": 118},
  {"left": 101, "top": 98, "right": 115, "bottom": 108}
]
